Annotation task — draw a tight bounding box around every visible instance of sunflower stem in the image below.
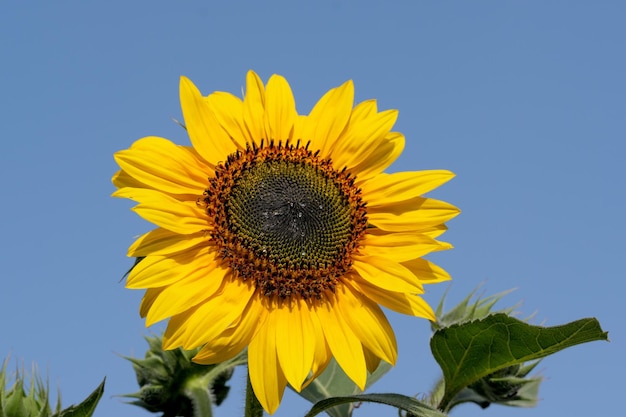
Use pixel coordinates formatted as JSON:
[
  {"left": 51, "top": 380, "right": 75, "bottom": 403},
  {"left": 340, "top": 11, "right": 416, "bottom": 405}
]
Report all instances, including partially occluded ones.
[
  {"left": 244, "top": 367, "right": 264, "bottom": 417},
  {"left": 184, "top": 377, "right": 213, "bottom": 417}
]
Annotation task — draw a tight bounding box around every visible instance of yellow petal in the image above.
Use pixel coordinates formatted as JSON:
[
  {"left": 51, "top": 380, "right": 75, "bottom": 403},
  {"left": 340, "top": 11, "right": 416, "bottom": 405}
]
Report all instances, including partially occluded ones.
[
  {"left": 315, "top": 291, "right": 367, "bottom": 389},
  {"left": 112, "top": 169, "right": 146, "bottom": 189},
  {"left": 363, "top": 345, "right": 382, "bottom": 374},
  {"left": 291, "top": 114, "right": 308, "bottom": 145},
  {"left": 275, "top": 299, "right": 316, "bottom": 391},
  {"left": 421, "top": 224, "right": 449, "bottom": 239},
  {"left": 248, "top": 312, "right": 287, "bottom": 414},
  {"left": 362, "top": 170, "right": 456, "bottom": 207},
  {"left": 350, "top": 99, "right": 379, "bottom": 121},
  {"left": 264, "top": 74, "right": 297, "bottom": 141},
  {"left": 301, "top": 310, "right": 331, "bottom": 389},
  {"left": 193, "top": 298, "right": 267, "bottom": 364},
  {"left": 145, "top": 263, "right": 228, "bottom": 326},
  {"left": 126, "top": 247, "right": 210, "bottom": 289},
  {"left": 351, "top": 280, "right": 436, "bottom": 320},
  {"left": 352, "top": 257, "right": 424, "bottom": 293},
  {"left": 128, "top": 228, "right": 208, "bottom": 257},
  {"left": 401, "top": 258, "right": 452, "bottom": 285},
  {"left": 302, "top": 80, "right": 354, "bottom": 155},
  {"left": 113, "top": 188, "right": 209, "bottom": 234},
  {"left": 336, "top": 285, "right": 397, "bottom": 366},
  {"left": 243, "top": 70, "right": 267, "bottom": 143},
  {"left": 114, "top": 136, "right": 210, "bottom": 195},
  {"left": 205, "top": 91, "right": 249, "bottom": 148},
  {"left": 360, "top": 231, "right": 450, "bottom": 262},
  {"left": 332, "top": 109, "right": 397, "bottom": 171},
  {"left": 133, "top": 205, "right": 208, "bottom": 234},
  {"left": 139, "top": 287, "right": 164, "bottom": 318},
  {"left": 368, "top": 197, "right": 460, "bottom": 232},
  {"left": 351, "top": 132, "right": 404, "bottom": 182},
  {"left": 162, "top": 276, "right": 255, "bottom": 350},
  {"left": 180, "top": 76, "right": 238, "bottom": 166}
]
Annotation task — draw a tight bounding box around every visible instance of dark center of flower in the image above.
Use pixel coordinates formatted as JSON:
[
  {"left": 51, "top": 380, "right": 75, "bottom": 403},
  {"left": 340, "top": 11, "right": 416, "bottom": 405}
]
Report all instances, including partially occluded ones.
[
  {"left": 228, "top": 160, "right": 352, "bottom": 267},
  {"left": 202, "top": 140, "right": 367, "bottom": 300}
]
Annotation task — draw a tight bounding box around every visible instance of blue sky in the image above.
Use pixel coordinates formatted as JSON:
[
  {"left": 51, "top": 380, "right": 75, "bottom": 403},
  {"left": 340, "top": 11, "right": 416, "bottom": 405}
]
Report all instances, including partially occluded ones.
[{"left": 1, "top": 1, "right": 623, "bottom": 416}]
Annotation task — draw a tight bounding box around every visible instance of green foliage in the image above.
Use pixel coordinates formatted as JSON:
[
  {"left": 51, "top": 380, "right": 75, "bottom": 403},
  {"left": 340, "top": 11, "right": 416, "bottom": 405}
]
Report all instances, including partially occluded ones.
[
  {"left": 451, "top": 361, "right": 542, "bottom": 409},
  {"left": 0, "top": 359, "right": 58, "bottom": 417},
  {"left": 432, "top": 286, "right": 518, "bottom": 331},
  {"left": 121, "top": 334, "right": 245, "bottom": 417},
  {"left": 301, "top": 287, "right": 608, "bottom": 417},
  {"left": 52, "top": 380, "right": 105, "bottom": 417},
  {"left": 303, "top": 393, "right": 447, "bottom": 417},
  {"left": 296, "top": 358, "right": 392, "bottom": 417},
  {"left": 0, "top": 358, "right": 104, "bottom": 417},
  {"left": 430, "top": 313, "right": 608, "bottom": 412},
  {"left": 430, "top": 287, "right": 542, "bottom": 410}
]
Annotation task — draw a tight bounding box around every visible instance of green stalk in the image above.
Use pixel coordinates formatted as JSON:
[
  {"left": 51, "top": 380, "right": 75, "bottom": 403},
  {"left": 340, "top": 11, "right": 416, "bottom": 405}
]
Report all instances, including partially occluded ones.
[
  {"left": 184, "top": 378, "right": 213, "bottom": 417},
  {"left": 244, "top": 367, "right": 264, "bottom": 417}
]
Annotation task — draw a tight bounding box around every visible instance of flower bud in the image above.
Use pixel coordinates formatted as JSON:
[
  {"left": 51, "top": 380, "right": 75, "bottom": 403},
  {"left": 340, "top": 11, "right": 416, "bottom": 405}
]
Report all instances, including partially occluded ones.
[{"left": 122, "top": 334, "right": 235, "bottom": 416}]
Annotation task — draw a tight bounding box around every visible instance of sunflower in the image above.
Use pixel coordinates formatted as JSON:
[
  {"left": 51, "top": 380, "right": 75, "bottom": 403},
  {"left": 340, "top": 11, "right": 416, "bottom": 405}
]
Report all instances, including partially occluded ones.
[{"left": 113, "top": 71, "right": 459, "bottom": 413}]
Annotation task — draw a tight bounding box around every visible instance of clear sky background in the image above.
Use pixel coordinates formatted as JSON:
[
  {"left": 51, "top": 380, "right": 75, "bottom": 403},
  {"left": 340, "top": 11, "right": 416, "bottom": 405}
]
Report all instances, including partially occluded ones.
[{"left": 1, "top": 1, "right": 623, "bottom": 416}]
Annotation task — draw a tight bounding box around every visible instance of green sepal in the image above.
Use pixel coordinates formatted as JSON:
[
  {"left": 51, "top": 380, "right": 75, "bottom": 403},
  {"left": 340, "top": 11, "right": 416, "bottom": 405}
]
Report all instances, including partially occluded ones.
[
  {"left": 121, "top": 257, "right": 144, "bottom": 281},
  {"left": 432, "top": 286, "right": 518, "bottom": 331},
  {"left": 170, "top": 117, "right": 187, "bottom": 130},
  {"left": 51, "top": 379, "right": 105, "bottom": 417},
  {"left": 430, "top": 313, "right": 608, "bottom": 411},
  {"left": 295, "top": 358, "right": 392, "bottom": 417},
  {"left": 303, "top": 393, "right": 448, "bottom": 417}
]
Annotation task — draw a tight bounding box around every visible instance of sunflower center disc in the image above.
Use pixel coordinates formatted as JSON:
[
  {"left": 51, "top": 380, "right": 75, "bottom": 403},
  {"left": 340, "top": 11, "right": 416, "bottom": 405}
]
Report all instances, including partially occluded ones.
[
  {"left": 228, "top": 161, "right": 351, "bottom": 267},
  {"left": 203, "top": 141, "right": 367, "bottom": 300}
]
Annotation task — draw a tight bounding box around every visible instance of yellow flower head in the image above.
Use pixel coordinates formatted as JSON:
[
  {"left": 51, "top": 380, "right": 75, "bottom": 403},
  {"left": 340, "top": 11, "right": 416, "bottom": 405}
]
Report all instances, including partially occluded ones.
[{"left": 113, "top": 71, "right": 459, "bottom": 413}]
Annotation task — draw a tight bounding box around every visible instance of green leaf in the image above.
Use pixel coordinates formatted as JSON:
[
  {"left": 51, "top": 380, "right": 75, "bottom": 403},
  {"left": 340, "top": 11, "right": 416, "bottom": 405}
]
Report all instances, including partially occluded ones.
[
  {"left": 295, "top": 359, "right": 392, "bottom": 417},
  {"left": 431, "top": 314, "right": 608, "bottom": 411},
  {"left": 304, "top": 393, "right": 448, "bottom": 417},
  {"left": 53, "top": 379, "right": 105, "bottom": 417}
]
